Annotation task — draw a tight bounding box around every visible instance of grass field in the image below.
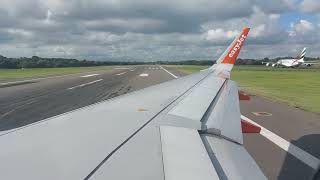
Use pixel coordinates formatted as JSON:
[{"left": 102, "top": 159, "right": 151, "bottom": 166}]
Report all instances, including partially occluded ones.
[
  {"left": 0, "top": 66, "right": 114, "bottom": 80},
  {"left": 173, "top": 65, "right": 320, "bottom": 113}
]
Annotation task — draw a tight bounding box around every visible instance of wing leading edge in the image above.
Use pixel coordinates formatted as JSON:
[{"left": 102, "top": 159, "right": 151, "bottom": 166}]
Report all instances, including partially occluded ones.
[{"left": 0, "top": 27, "right": 266, "bottom": 180}]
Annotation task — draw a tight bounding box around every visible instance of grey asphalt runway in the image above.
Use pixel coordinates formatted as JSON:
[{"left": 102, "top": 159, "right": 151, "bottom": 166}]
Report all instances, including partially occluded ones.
[
  {"left": 241, "top": 96, "right": 320, "bottom": 180},
  {"left": 0, "top": 66, "right": 174, "bottom": 131},
  {"left": 0, "top": 65, "right": 319, "bottom": 179}
]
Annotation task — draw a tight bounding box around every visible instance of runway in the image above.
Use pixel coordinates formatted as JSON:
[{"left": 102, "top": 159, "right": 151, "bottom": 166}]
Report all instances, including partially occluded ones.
[
  {"left": 0, "top": 66, "right": 174, "bottom": 131},
  {"left": 0, "top": 65, "right": 319, "bottom": 179},
  {"left": 241, "top": 96, "right": 320, "bottom": 180}
]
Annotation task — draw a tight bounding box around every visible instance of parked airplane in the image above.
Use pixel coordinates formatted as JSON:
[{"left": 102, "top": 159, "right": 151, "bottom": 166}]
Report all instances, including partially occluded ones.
[
  {"left": 0, "top": 28, "right": 267, "bottom": 179},
  {"left": 264, "top": 47, "right": 316, "bottom": 68}
]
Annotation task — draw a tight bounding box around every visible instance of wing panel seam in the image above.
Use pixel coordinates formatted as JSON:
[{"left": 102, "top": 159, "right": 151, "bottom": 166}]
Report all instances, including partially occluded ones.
[
  {"left": 200, "top": 79, "right": 227, "bottom": 126},
  {"left": 200, "top": 135, "right": 228, "bottom": 180}
]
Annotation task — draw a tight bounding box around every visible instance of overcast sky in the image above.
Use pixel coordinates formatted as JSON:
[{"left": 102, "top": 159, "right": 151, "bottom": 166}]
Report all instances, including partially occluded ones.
[{"left": 0, "top": 0, "right": 319, "bottom": 61}]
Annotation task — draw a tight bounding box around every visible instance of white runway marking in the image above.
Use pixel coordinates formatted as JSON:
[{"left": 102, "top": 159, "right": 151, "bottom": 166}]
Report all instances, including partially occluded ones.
[
  {"left": 113, "top": 67, "right": 130, "bottom": 70},
  {"left": 116, "top": 72, "right": 127, "bottom": 76},
  {"left": 1, "top": 71, "right": 104, "bottom": 86},
  {"left": 1, "top": 78, "right": 45, "bottom": 86},
  {"left": 139, "top": 73, "right": 149, "bottom": 77},
  {"left": 0, "top": 74, "right": 72, "bottom": 86},
  {"left": 80, "top": 74, "right": 100, "bottom": 78},
  {"left": 159, "top": 66, "right": 178, "bottom": 79},
  {"left": 68, "top": 79, "right": 103, "bottom": 90},
  {"left": 241, "top": 115, "right": 320, "bottom": 170}
]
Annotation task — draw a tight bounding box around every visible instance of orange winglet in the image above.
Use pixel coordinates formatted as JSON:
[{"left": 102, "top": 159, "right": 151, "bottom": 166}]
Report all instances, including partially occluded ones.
[
  {"left": 241, "top": 119, "right": 261, "bottom": 133},
  {"left": 221, "top": 27, "right": 250, "bottom": 64},
  {"left": 239, "top": 91, "right": 250, "bottom": 101}
]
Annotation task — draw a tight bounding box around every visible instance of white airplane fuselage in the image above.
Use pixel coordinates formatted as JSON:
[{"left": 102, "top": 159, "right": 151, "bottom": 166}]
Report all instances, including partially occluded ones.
[
  {"left": 264, "top": 47, "right": 310, "bottom": 68},
  {"left": 276, "top": 59, "right": 303, "bottom": 67}
]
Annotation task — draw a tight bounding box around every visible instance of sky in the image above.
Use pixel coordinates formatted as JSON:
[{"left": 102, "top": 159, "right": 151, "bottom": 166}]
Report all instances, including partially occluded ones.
[{"left": 0, "top": 0, "right": 320, "bottom": 61}]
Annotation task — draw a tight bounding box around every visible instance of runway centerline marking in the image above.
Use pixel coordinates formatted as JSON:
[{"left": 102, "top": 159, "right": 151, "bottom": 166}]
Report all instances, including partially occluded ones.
[
  {"left": 1, "top": 71, "right": 107, "bottom": 86},
  {"left": 113, "top": 67, "right": 130, "bottom": 70},
  {"left": 159, "top": 65, "right": 178, "bottom": 79},
  {"left": 80, "top": 74, "right": 100, "bottom": 78},
  {"left": 116, "top": 72, "right": 127, "bottom": 76},
  {"left": 241, "top": 115, "right": 320, "bottom": 170},
  {"left": 0, "top": 75, "right": 70, "bottom": 86},
  {"left": 67, "top": 79, "right": 103, "bottom": 90},
  {"left": 139, "top": 73, "right": 149, "bottom": 77}
]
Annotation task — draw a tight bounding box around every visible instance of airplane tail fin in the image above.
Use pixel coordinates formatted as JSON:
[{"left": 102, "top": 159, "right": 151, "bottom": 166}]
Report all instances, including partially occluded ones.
[
  {"left": 296, "top": 47, "right": 306, "bottom": 62},
  {"left": 216, "top": 27, "right": 250, "bottom": 65}
]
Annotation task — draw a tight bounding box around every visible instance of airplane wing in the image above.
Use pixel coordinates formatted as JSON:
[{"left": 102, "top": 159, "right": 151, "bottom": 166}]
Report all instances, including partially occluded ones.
[{"left": 0, "top": 28, "right": 266, "bottom": 180}]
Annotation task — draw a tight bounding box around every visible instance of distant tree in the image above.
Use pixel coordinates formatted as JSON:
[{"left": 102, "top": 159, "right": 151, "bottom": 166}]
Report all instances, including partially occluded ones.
[{"left": 0, "top": 54, "right": 319, "bottom": 69}]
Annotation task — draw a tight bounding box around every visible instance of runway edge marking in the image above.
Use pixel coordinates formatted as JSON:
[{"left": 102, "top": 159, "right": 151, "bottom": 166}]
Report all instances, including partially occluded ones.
[
  {"left": 241, "top": 115, "right": 320, "bottom": 170},
  {"left": 159, "top": 65, "right": 178, "bottom": 79}
]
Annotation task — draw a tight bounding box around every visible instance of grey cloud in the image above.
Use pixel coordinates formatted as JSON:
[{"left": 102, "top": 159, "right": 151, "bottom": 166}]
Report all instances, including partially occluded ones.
[
  {"left": 0, "top": 0, "right": 318, "bottom": 60},
  {"left": 252, "top": 0, "right": 295, "bottom": 14},
  {"left": 47, "top": 0, "right": 256, "bottom": 34},
  {"left": 299, "top": 0, "right": 320, "bottom": 13}
]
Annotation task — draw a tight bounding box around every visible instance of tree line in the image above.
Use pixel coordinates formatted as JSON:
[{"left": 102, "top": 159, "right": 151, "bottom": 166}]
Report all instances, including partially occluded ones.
[
  {"left": 0, "top": 55, "right": 319, "bottom": 69},
  {"left": 0, "top": 55, "right": 146, "bottom": 69}
]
